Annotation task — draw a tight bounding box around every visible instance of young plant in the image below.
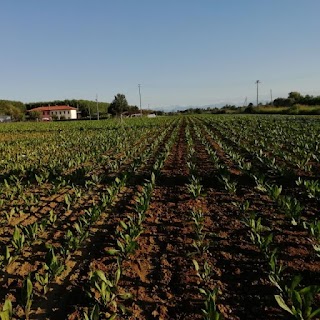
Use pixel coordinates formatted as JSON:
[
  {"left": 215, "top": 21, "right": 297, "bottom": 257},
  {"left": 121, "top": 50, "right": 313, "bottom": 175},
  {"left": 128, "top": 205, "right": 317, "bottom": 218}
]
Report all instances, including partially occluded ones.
[
  {"left": 267, "top": 184, "right": 282, "bottom": 201},
  {"left": 268, "top": 249, "right": 285, "bottom": 292},
  {"left": 191, "top": 208, "right": 205, "bottom": 240},
  {"left": 64, "top": 193, "right": 73, "bottom": 211},
  {"left": 199, "top": 287, "right": 224, "bottom": 320},
  {"left": 11, "top": 226, "right": 25, "bottom": 253},
  {"left": 88, "top": 265, "right": 132, "bottom": 317},
  {"left": 44, "top": 247, "right": 65, "bottom": 279},
  {"left": 5, "top": 208, "right": 15, "bottom": 224},
  {"left": 0, "top": 246, "right": 15, "bottom": 267},
  {"left": 0, "top": 299, "right": 13, "bottom": 320},
  {"left": 253, "top": 174, "right": 268, "bottom": 193},
  {"left": 193, "top": 259, "right": 213, "bottom": 283},
  {"left": 35, "top": 272, "right": 49, "bottom": 295},
  {"left": 83, "top": 304, "right": 100, "bottom": 320},
  {"left": 278, "top": 196, "right": 303, "bottom": 225},
  {"left": 48, "top": 210, "right": 57, "bottom": 226},
  {"left": 275, "top": 275, "right": 320, "bottom": 320},
  {"left": 191, "top": 233, "right": 210, "bottom": 255},
  {"left": 187, "top": 175, "right": 203, "bottom": 199},
  {"left": 251, "top": 232, "right": 274, "bottom": 257},
  {"left": 21, "top": 222, "right": 38, "bottom": 242},
  {"left": 21, "top": 274, "right": 33, "bottom": 320},
  {"left": 219, "top": 174, "right": 237, "bottom": 194}
]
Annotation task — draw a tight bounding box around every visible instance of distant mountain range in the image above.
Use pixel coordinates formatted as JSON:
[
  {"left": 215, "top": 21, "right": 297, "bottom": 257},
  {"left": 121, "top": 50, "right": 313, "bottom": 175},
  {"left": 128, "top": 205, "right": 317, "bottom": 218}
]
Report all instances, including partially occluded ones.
[
  {"left": 154, "top": 102, "right": 234, "bottom": 112},
  {"left": 155, "top": 99, "right": 269, "bottom": 112}
]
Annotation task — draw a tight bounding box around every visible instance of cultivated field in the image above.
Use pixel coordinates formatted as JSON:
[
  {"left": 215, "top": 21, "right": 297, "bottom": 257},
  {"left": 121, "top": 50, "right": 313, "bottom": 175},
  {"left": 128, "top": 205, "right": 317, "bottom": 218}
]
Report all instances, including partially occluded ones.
[{"left": 0, "top": 115, "right": 319, "bottom": 320}]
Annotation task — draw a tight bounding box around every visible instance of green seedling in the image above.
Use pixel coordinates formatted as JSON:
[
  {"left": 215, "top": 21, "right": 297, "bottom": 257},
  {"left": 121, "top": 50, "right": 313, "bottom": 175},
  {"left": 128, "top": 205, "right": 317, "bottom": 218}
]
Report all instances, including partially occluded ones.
[
  {"left": 306, "top": 219, "right": 320, "bottom": 240},
  {"left": 0, "top": 246, "right": 15, "bottom": 267},
  {"left": 11, "top": 226, "right": 25, "bottom": 253},
  {"left": 199, "top": 287, "right": 224, "bottom": 320},
  {"left": 134, "top": 192, "right": 150, "bottom": 215},
  {"left": 35, "top": 272, "right": 49, "bottom": 295},
  {"left": 88, "top": 266, "right": 132, "bottom": 317},
  {"left": 242, "top": 213, "right": 269, "bottom": 234},
  {"left": 250, "top": 232, "right": 274, "bottom": 257},
  {"left": 38, "top": 218, "right": 48, "bottom": 233},
  {"left": 48, "top": 210, "right": 57, "bottom": 225},
  {"left": 187, "top": 175, "right": 203, "bottom": 199},
  {"left": 278, "top": 196, "right": 303, "bottom": 225},
  {"left": 21, "top": 274, "right": 33, "bottom": 320},
  {"left": 303, "top": 180, "right": 320, "bottom": 199},
  {"left": 268, "top": 249, "right": 285, "bottom": 292},
  {"left": 84, "top": 206, "right": 101, "bottom": 224},
  {"left": 187, "top": 161, "right": 197, "bottom": 175},
  {"left": 83, "top": 304, "right": 100, "bottom": 320},
  {"left": 253, "top": 174, "right": 268, "bottom": 193},
  {"left": 191, "top": 233, "right": 210, "bottom": 255},
  {"left": 191, "top": 208, "right": 205, "bottom": 240},
  {"left": 65, "top": 229, "right": 88, "bottom": 252},
  {"left": 275, "top": 275, "right": 320, "bottom": 320},
  {"left": 193, "top": 259, "right": 213, "bottom": 283},
  {"left": 239, "top": 200, "right": 250, "bottom": 214},
  {"left": 267, "top": 184, "right": 282, "bottom": 201},
  {"left": 45, "top": 247, "right": 64, "bottom": 279},
  {"left": 219, "top": 174, "right": 238, "bottom": 194},
  {"left": 64, "top": 194, "right": 72, "bottom": 211},
  {"left": 22, "top": 222, "right": 38, "bottom": 242},
  {"left": 0, "top": 299, "right": 13, "bottom": 320},
  {"left": 5, "top": 208, "right": 15, "bottom": 224}
]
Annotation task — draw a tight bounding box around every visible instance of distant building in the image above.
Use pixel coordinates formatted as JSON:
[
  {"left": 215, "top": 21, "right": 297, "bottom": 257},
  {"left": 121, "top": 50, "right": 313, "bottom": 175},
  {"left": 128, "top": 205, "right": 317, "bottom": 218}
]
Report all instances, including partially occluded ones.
[
  {"left": 0, "top": 115, "right": 11, "bottom": 122},
  {"left": 147, "top": 113, "right": 156, "bottom": 118},
  {"left": 28, "top": 105, "right": 78, "bottom": 121}
]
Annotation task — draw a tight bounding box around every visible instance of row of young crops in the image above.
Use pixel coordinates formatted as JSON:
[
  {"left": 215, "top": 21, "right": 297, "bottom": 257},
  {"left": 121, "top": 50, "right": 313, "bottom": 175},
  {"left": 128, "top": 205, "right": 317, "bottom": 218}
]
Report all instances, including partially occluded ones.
[{"left": 0, "top": 115, "right": 319, "bottom": 319}]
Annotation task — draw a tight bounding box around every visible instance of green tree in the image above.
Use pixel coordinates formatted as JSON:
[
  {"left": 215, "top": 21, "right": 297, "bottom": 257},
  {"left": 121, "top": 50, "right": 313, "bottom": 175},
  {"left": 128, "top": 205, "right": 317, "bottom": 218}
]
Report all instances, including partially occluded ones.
[
  {"left": 288, "top": 91, "right": 302, "bottom": 101},
  {"left": 28, "top": 111, "right": 41, "bottom": 121},
  {"left": 108, "top": 94, "right": 129, "bottom": 116}
]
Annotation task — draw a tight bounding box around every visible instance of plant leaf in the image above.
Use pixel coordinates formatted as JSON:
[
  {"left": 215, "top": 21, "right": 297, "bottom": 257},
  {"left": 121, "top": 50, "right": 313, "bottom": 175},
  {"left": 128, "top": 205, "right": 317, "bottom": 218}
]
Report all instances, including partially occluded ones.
[{"left": 275, "top": 295, "right": 293, "bottom": 315}]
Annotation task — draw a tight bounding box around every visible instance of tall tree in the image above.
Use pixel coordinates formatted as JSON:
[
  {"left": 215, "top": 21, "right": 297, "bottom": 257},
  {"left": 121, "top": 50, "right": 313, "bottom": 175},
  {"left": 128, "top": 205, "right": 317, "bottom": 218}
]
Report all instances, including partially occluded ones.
[{"left": 108, "top": 94, "right": 129, "bottom": 116}]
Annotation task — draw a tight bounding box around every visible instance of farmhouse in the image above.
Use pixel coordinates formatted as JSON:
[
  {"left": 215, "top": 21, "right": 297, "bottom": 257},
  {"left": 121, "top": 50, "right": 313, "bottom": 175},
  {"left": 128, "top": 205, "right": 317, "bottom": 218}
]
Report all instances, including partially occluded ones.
[{"left": 28, "top": 105, "right": 78, "bottom": 121}]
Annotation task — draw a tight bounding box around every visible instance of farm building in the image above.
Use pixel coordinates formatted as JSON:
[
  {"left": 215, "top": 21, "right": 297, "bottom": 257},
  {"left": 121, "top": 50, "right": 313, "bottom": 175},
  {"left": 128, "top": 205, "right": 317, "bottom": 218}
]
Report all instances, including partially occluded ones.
[{"left": 28, "top": 105, "right": 78, "bottom": 121}]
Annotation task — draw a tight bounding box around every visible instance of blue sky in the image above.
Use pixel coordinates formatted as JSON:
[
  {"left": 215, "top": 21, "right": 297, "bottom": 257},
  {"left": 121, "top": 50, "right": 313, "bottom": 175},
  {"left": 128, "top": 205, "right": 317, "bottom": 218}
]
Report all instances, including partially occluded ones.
[{"left": 1, "top": 1, "right": 320, "bottom": 109}]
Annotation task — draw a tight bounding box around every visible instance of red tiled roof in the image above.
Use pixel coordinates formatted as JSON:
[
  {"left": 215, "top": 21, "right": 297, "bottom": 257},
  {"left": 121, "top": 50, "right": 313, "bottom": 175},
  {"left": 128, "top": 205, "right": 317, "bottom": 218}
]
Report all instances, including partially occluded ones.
[{"left": 28, "top": 105, "right": 77, "bottom": 112}]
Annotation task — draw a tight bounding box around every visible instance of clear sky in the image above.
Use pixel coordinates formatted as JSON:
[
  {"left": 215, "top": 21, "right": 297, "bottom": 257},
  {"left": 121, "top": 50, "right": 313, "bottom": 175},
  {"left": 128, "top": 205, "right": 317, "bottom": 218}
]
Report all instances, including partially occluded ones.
[{"left": 1, "top": 0, "right": 320, "bottom": 109}]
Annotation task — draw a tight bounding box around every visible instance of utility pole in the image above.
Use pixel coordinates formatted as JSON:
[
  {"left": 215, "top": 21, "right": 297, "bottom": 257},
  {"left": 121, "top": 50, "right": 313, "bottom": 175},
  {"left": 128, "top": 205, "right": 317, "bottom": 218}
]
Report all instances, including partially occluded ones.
[
  {"left": 255, "top": 80, "right": 261, "bottom": 106},
  {"left": 270, "top": 89, "right": 273, "bottom": 105},
  {"left": 96, "top": 94, "right": 99, "bottom": 120},
  {"left": 138, "top": 84, "right": 142, "bottom": 116}
]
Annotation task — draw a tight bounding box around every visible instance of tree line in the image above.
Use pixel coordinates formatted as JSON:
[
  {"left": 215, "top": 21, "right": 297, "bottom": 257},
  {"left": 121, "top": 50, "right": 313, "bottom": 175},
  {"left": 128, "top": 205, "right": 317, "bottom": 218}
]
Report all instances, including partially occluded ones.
[{"left": 273, "top": 92, "right": 320, "bottom": 107}]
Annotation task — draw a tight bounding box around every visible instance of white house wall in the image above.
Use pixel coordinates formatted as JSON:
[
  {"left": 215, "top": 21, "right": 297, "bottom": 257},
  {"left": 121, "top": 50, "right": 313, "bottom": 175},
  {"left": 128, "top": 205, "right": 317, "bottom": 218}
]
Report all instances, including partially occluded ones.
[{"left": 49, "top": 109, "right": 77, "bottom": 120}]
